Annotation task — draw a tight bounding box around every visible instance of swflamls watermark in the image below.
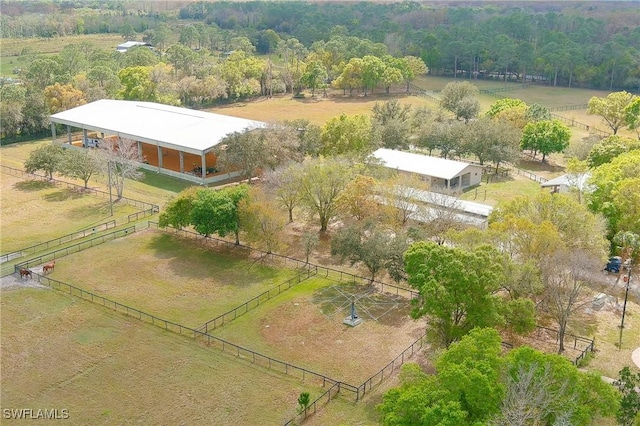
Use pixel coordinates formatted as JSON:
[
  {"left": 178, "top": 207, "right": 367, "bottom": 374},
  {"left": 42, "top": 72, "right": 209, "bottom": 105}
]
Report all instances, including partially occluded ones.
[{"left": 2, "top": 408, "right": 69, "bottom": 420}]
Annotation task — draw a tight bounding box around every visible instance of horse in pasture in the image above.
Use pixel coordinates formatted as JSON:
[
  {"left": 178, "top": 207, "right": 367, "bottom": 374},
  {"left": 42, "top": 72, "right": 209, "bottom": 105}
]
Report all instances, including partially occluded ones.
[
  {"left": 42, "top": 260, "right": 56, "bottom": 274},
  {"left": 19, "top": 268, "right": 32, "bottom": 279}
]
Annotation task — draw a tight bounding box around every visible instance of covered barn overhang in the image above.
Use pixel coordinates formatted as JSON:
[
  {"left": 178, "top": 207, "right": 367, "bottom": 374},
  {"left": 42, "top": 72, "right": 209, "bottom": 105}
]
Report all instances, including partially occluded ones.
[{"left": 50, "top": 99, "right": 265, "bottom": 183}]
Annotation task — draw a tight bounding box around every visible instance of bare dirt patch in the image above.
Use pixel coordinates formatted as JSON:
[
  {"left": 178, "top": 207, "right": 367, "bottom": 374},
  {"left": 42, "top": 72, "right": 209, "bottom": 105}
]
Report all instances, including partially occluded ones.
[{"left": 214, "top": 281, "right": 427, "bottom": 385}]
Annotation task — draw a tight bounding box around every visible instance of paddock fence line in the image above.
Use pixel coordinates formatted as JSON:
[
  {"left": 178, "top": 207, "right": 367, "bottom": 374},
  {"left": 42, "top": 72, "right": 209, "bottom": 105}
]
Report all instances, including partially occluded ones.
[
  {"left": 150, "top": 222, "right": 420, "bottom": 302},
  {"left": 283, "top": 382, "right": 342, "bottom": 426},
  {"left": 14, "top": 225, "right": 138, "bottom": 270},
  {"left": 548, "top": 103, "right": 588, "bottom": 112},
  {"left": 505, "top": 162, "right": 549, "bottom": 184},
  {"left": 197, "top": 264, "right": 319, "bottom": 334},
  {"left": 550, "top": 113, "right": 611, "bottom": 138},
  {"left": 0, "top": 220, "right": 116, "bottom": 264},
  {"left": 532, "top": 325, "right": 595, "bottom": 366},
  {"left": 22, "top": 269, "right": 362, "bottom": 400},
  {"left": 0, "top": 165, "right": 160, "bottom": 216},
  {"left": 356, "top": 332, "right": 428, "bottom": 401}
]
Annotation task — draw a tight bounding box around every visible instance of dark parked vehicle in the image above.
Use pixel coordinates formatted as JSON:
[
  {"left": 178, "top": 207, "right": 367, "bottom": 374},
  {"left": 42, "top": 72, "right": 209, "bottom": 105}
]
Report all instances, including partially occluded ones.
[{"left": 604, "top": 256, "right": 623, "bottom": 273}]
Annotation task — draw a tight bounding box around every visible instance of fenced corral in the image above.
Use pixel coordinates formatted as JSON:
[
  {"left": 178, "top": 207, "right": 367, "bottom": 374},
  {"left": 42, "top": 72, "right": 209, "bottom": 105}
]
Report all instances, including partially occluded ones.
[
  {"left": 1, "top": 220, "right": 116, "bottom": 263},
  {"left": 152, "top": 222, "right": 421, "bottom": 302},
  {"left": 25, "top": 269, "right": 358, "bottom": 399},
  {"left": 14, "top": 225, "right": 138, "bottom": 270},
  {"left": 197, "top": 265, "right": 319, "bottom": 333},
  {"left": 283, "top": 383, "right": 342, "bottom": 426}
]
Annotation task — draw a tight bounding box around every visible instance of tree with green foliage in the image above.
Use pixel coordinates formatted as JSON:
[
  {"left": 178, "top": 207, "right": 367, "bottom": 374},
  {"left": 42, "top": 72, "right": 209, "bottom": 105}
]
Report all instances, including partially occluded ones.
[
  {"left": 320, "top": 113, "right": 372, "bottom": 157},
  {"left": 405, "top": 242, "right": 514, "bottom": 347},
  {"left": 614, "top": 367, "right": 640, "bottom": 426},
  {"left": 24, "top": 143, "right": 64, "bottom": 180},
  {"left": 380, "top": 328, "right": 618, "bottom": 426},
  {"left": 0, "top": 84, "right": 26, "bottom": 138},
  {"left": 117, "top": 66, "right": 157, "bottom": 101},
  {"left": 401, "top": 55, "right": 428, "bottom": 92},
  {"left": 525, "top": 103, "right": 552, "bottom": 123},
  {"left": 118, "top": 46, "right": 159, "bottom": 68},
  {"left": 331, "top": 221, "right": 408, "bottom": 281},
  {"left": 300, "top": 59, "right": 328, "bottom": 97},
  {"left": 216, "top": 126, "right": 301, "bottom": 184},
  {"left": 238, "top": 186, "right": 286, "bottom": 254},
  {"left": 520, "top": 119, "right": 571, "bottom": 162},
  {"left": 58, "top": 148, "right": 101, "bottom": 188},
  {"left": 371, "top": 100, "right": 413, "bottom": 150},
  {"left": 486, "top": 98, "right": 527, "bottom": 119},
  {"left": 587, "top": 135, "right": 640, "bottom": 168},
  {"left": 440, "top": 81, "right": 480, "bottom": 123},
  {"left": 190, "top": 185, "right": 248, "bottom": 244},
  {"left": 589, "top": 150, "right": 640, "bottom": 237},
  {"left": 489, "top": 192, "right": 609, "bottom": 265},
  {"left": 120, "top": 23, "right": 136, "bottom": 41},
  {"left": 158, "top": 187, "right": 199, "bottom": 230},
  {"left": 297, "top": 392, "right": 311, "bottom": 414},
  {"left": 588, "top": 91, "right": 637, "bottom": 135},
  {"left": 298, "top": 157, "right": 355, "bottom": 231},
  {"left": 625, "top": 97, "right": 640, "bottom": 139},
  {"left": 379, "top": 328, "right": 504, "bottom": 425}
]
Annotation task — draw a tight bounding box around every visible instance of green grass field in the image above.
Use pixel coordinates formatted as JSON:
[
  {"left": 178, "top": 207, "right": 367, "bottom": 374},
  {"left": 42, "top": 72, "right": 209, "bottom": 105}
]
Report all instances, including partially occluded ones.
[
  {"left": 0, "top": 172, "right": 139, "bottom": 253},
  {"left": 0, "top": 138, "right": 195, "bottom": 209},
  {"left": 0, "top": 34, "right": 124, "bottom": 77},
  {"left": 45, "top": 229, "right": 306, "bottom": 327},
  {"left": 0, "top": 287, "right": 326, "bottom": 425}
]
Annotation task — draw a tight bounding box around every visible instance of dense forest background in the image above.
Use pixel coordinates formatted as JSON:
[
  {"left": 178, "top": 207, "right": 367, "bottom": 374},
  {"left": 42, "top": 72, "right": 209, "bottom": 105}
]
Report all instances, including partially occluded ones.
[{"left": 2, "top": 0, "right": 639, "bottom": 91}]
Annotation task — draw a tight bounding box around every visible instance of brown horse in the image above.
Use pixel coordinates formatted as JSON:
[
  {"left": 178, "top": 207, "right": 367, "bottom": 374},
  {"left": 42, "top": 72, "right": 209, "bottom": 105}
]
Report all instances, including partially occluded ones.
[
  {"left": 19, "top": 268, "right": 32, "bottom": 279},
  {"left": 42, "top": 260, "right": 56, "bottom": 274}
]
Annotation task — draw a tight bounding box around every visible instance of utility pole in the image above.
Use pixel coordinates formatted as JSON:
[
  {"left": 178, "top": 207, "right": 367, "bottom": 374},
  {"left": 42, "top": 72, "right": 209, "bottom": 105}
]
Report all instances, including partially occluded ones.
[{"left": 618, "top": 262, "right": 633, "bottom": 350}]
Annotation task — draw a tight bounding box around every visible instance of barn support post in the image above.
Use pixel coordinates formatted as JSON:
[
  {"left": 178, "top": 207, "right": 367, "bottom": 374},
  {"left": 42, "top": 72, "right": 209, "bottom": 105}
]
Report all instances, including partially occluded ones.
[
  {"left": 67, "top": 126, "right": 72, "bottom": 144},
  {"left": 137, "top": 141, "right": 143, "bottom": 161},
  {"left": 50, "top": 123, "right": 57, "bottom": 143},
  {"left": 201, "top": 153, "right": 206, "bottom": 180},
  {"left": 82, "top": 129, "right": 87, "bottom": 146},
  {"left": 179, "top": 151, "right": 184, "bottom": 173},
  {"left": 157, "top": 145, "right": 163, "bottom": 171}
]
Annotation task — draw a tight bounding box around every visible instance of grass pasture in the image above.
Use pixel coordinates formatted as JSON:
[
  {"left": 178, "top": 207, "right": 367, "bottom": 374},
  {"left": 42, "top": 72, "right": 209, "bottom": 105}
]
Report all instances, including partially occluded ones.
[
  {"left": 0, "top": 172, "right": 139, "bottom": 253},
  {"left": 45, "top": 230, "right": 308, "bottom": 327},
  {"left": 0, "top": 287, "right": 325, "bottom": 425},
  {"left": 34, "top": 226, "right": 427, "bottom": 386},
  {"left": 209, "top": 93, "right": 434, "bottom": 126}
]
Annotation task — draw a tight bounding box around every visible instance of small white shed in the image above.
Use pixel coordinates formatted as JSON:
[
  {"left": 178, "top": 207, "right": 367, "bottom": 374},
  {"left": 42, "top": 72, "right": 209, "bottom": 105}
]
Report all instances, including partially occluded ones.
[{"left": 372, "top": 148, "right": 483, "bottom": 189}]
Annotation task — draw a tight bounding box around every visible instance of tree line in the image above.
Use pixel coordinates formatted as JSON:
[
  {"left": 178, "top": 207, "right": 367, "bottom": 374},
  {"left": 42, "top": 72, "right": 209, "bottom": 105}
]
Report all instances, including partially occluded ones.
[{"left": 3, "top": 1, "right": 638, "bottom": 91}]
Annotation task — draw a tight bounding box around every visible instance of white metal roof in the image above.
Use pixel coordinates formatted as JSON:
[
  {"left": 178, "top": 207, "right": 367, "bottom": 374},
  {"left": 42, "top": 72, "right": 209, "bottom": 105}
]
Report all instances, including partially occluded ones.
[
  {"left": 117, "top": 41, "right": 150, "bottom": 49},
  {"left": 373, "top": 148, "right": 479, "bottom": 180},
  {"left": 540, "top": 173, "right": 592, "bottom": 188},
  {"left": 50, "top": 100, "right": 265, "bottom": 155},
  {"left": 409, "top": 188, "right": 493, "bottom": 217}
]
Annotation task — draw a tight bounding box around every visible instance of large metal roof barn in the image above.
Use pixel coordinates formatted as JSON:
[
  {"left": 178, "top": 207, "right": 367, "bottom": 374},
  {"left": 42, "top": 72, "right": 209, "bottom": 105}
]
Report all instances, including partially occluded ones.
[
  {"left": 50, "top": 99, "right": 265, "bottom": 184},
  {"left": 372, "top": 148, "right": 483, "bottom": 189}
]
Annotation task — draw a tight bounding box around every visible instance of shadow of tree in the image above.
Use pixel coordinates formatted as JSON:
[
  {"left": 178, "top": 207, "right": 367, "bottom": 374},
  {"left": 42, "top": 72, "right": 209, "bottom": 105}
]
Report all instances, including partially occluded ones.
[
  {"left": 42, "top": 188, "right": 85, "bottom": 202},
  {"left": 13, "top": 180, "right": 55, "bottom": 192}
]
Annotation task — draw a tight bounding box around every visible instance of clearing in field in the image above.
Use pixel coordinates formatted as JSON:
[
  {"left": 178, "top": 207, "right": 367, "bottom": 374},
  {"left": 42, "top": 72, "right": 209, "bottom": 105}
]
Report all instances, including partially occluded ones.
[
  {"left": 46, "top": 229, "right": 307, "bottom": 327},
  {"left": 0, "top": 287, "right": 325, "bottom": 425},
  {"left": 212, "top": 280, "right": 427, "bottom": 384},
  {"left": 0, "top": 173, "right": 139, "bottom": 253}
]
